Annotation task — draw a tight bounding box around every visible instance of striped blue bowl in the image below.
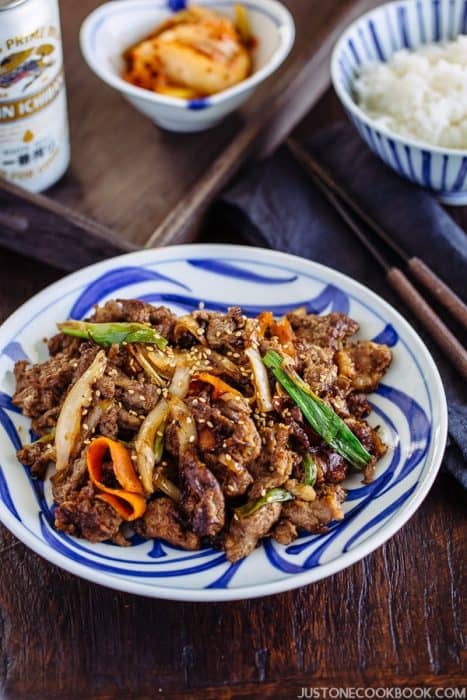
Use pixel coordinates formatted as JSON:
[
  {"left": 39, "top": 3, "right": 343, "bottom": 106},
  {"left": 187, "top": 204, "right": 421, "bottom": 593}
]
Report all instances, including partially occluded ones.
[{"left": 331, "top": 0, "right": 467, "bottom": 205}]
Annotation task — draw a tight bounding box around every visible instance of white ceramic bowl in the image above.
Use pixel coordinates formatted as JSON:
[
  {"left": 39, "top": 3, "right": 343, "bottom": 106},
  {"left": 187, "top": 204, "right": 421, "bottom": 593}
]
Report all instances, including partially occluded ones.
[
  {"left": 80, "top": 0, "right": 295, "bottom": 132},
  {"left": 331, "top": 0, "right": 467, "bottom": 205},
  {"left": 0, "top": 244, "right": 447, "bottom": 601}
]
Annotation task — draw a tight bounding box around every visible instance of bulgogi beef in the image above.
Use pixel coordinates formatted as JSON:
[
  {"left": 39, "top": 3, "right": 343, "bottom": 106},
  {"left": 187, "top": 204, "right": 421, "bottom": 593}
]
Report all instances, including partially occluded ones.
[{"left": 12, "top": 299, "right": 392, "bottom": 562}]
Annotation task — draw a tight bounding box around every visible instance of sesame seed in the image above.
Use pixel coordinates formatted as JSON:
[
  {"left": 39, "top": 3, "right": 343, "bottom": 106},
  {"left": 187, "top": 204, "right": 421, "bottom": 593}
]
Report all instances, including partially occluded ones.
[
  {"left": 139, "top": 394, "right": 145, "bottom": 401},
  {"left": 82, "top": 423, "right": 89, "bottom": 431},
  {"left": 186, "top": 417, "right": 192, "bottom": 424},
  {"left": 189, "top": 435, "right": 195, "bottom": 443},
  {"left": 207, "top": 420, "right": 214, "bottom": 428},
  {"left": 128, "top": 389, "right": 134, "bottom": 394},
  {"left": 215, "top": 331, "right": 221, "bottom": 338}
]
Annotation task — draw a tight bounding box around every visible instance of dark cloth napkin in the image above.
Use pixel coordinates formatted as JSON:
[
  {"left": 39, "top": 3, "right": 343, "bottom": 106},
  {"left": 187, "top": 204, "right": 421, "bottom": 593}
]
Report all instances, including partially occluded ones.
[{"left": 219, "top": 122, "right": 467, "bottom": 487}]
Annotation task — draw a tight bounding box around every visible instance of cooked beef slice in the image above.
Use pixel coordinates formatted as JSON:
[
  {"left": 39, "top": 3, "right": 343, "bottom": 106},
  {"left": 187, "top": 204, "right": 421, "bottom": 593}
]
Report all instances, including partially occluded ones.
[
  {"left": 135, "top": 497, "right": 200, "bottom": 550},
  {"left": 282, "top": 485, "right": 345, "bottom": 533},
  {"left": 224, "top": 502, "right": 282, "bottom": 562},
  {"left": 287, "top": 312, "right": 359, "bottom": 350},
  {"left": 186, "top": 392, "right": 260, "bottom": 497},
  {"left": 249, "top": 424, "right": 300, "bottom": 498},
  {"left": 17, "top": 440, "right": 55, "bottom": 479},
  {"left": 301, "top": 344, "right": 338, "bottom": 395},
  {"left": 272, "top": 518, "right": 298, "bottom": 545},
  {"left": 54, "top": 483, "right": 122, "bottom": 542},
  {"left": 165, "top": 416, "right": 225, "bottom": 537},
  {"left": 51, "top": 457, "right": 88, "bottom": 504},
  {"left": 205, "top": 306, "right": 247, "bottom": 353},
  {"left": 336, "top": 341, "right": 392, "bottom": 392}
]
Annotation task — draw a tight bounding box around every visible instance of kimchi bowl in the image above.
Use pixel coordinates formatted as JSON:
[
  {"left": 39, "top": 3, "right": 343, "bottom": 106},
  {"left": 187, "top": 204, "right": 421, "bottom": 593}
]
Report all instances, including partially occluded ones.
[{"left": 80, "top": 0, "right": 295, "bottom": 132}]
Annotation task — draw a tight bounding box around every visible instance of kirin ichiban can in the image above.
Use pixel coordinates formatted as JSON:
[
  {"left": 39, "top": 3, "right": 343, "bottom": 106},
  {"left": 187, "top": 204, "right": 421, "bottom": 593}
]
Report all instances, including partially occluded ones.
[{"left": 0, "top": 0, "right": 70, "bottom": 192}]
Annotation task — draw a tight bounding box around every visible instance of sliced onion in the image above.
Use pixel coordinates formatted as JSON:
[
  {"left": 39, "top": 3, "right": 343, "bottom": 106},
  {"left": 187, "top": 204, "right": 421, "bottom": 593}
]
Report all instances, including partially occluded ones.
[
  {"left": 244, "top": 346, "right": 273, "bottom": 412},
  {"left": 145, "top": 346, "right": 176, "bottom": 378},
  {"left": 130, "top": 345, "right": 166, "bottom": 386},
  {"left": 169, "top": 396, "right": 197, "bottom": 450},
  {"left": 55, "top": 350, "right": 107, "bottom": 471},
  {"left": 169, "top": 362, "right": 191, "bottom": 399},
  {"left": 134, "top": 398, "right": 169, "bottom": 494},
  {"left": 173, "top": 315, "right": 207, "bottom": 346}
]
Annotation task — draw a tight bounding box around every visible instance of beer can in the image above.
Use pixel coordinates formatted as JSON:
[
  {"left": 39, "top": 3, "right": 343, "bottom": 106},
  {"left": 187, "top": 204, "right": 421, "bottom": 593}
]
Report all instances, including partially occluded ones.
[{"left": 0, "top": 0, "right": 70, "bottom": 192}]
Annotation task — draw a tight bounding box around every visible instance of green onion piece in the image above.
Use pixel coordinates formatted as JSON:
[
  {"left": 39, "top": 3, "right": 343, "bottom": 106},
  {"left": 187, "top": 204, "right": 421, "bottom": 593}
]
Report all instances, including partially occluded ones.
[
  {"left": 263, "top": 350, "right": 372, "bottom": 470},
  {"left": 235, "top": 487, "right": 294, "bottom": 518},
  {"left": 57, "top": 321, "right": 168, "bottom": 348},
  {"left": 303, "top": 453, "right": 317, "bottom": 486},
  {"left": 153, "top": 422, "right": 166, "bottom": 464}
]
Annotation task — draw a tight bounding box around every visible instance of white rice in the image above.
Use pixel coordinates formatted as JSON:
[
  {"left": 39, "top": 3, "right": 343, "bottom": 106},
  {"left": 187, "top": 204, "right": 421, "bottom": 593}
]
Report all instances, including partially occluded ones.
[{"left": 353, "top": 35, "right": 467, "bottom": 150}]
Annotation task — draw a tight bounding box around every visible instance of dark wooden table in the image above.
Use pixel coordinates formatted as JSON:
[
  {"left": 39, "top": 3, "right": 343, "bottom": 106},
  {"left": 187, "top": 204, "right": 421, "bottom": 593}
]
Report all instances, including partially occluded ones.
[{"left": 0, "top": 6, "right": 466, "bottom": 697}]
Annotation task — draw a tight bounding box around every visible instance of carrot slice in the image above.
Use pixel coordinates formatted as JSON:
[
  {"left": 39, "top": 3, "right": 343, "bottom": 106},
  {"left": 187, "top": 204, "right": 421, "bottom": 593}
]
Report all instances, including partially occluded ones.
[
  {"left": 257, "top": 311, "right": 274, "bottom": 338},
  {"left": 195, "top": 372, "right": 243, "bottom": 399},
  {"left": 87, "top": 436, "right": 143, "bottom": 494},
  {"left": 256, "top": 312, "right": 296, "bottom": 359},
  {"left": 271, "top": 317, "right": 296, "bottom": 359},
  {"left": 86, "top": 436, "right": 146, "bottom": 521},
  {"left": 96, "top": 492, "right": 146, "bottom": 521}
]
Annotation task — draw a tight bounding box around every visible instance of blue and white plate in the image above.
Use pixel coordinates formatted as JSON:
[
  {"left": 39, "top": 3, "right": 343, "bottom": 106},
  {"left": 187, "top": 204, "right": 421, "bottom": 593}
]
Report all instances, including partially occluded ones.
[{"left": 0, "top": 245, "right": 447, "bottom": 601}]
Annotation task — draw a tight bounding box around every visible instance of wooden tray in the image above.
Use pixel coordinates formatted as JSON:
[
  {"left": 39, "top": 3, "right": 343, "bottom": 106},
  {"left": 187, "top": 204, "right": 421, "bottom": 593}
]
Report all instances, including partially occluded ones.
[{"left": 0, "top": 0, "right": 379, "bottom": 270}]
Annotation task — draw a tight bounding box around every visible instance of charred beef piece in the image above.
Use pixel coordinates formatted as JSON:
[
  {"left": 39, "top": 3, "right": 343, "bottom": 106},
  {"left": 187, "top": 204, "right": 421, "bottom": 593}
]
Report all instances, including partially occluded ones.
[
  {"left": 249, "top": 424, "right": 300, "bottom": 498},
  {"left": 97, "top": 402, "right": 120, "bottom": 439},
  {"left": 282, "top": 485, "right": 345, "bottom": 534},
  {"left": 287, "top": 312, "right": 359, "bottom": 350},
  {"left": 17, "top": 441, "right": 55, "bottom": 479},
  {"left": 13, "top": 353, "right": 76, "bottom": 417},
  {"left": 273, "top": 518, "right": 298, "bottom": 545},
  {"left": 51, "top": 457, "right": 88, "bottom": 504},
  {"left": 345, "top": 417, "right": 387, "bottom": 483},
  {"left": 224, "top": 502, "right": 282, "bottom": 562},
  {"left": 336, "top": 341, "right": 392, "bottom": 392},
  {"left": 186, "top": 392, "right": 260, "bottom": 497},
  {"left": 314, "top": 449, "right": 348, "bottom": 484},
  {"left": 135, "top": 497, "right": 200, "bottom": 550},
  {"left": 31, "top": 406, "right": 60, "bottom": 437},
  {"left": 346, "top": 393, "right": 372, "bottom": 419},
  {"left": 179, "top": 447, "right": 225, "bottom": 537},
  {"left": 205, "top": 306, "right": 247, "bottom": 353},
  {"left": 47, "top": 333, "right": 81, "bottom": 357},
  {"left": 54, "top": 483, "right": 122, "bottom": 542},
  {"left": 113, "top": 371, "right": 160, "bottom": 413},
  {"left": 300, "top": 345, "right": 338, "bottom": 396},
  {"left": 165, "top": 405, "right": 225, "bottom": 537}
]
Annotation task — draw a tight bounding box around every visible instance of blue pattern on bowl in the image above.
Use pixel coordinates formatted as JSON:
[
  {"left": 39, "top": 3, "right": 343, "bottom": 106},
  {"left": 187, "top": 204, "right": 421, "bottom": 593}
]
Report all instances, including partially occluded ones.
[{"left": 332, "top": 0, "right": 467, "bottom": 205}]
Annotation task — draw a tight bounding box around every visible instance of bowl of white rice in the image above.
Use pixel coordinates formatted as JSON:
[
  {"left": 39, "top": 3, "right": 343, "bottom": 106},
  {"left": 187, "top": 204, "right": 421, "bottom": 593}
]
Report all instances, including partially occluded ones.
[{"left": 331, "top": 0, "right": 467, "bottom": 205}]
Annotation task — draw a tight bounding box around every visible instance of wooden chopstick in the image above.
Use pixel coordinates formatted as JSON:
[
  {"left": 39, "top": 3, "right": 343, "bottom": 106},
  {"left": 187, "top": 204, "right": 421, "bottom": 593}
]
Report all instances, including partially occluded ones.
[
  {"left": 287, "top": 138, "right": 467, "bottom": 332},
  {"left": 286, "top": 139, "right": 467, "bottom": 381}
]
